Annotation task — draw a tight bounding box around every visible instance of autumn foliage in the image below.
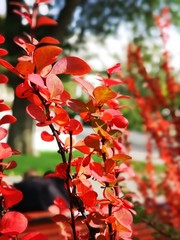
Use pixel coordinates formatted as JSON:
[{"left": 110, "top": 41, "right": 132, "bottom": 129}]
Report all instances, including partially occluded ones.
[
  {"left": 0, "top": 1, "right": 134, "bottom": 239},
  {"left": 121, "top": 6, "right": 180, "bottom": 237}
]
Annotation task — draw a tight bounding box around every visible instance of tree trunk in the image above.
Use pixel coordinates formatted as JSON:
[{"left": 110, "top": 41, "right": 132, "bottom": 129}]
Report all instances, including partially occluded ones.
[
  {"left": 8, "top": 97, "right": 34, "bottom": 155},
  {"left": 5, "top": 0, "right": 81, "bottom": 155},
  {"left": 52, "top": 0, "right": 82, "bottom": 42}
]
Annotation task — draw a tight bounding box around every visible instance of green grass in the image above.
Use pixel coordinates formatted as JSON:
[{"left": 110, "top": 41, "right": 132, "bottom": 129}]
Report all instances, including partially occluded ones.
[
  {"left": 5, "top": 151, "right": 165, "bottom": 176},
  {"left": 132, "top": 160, "right": 166, "bottom": 174},
  {"left": 6, "top": 151, "right": 83, "bottom": 176}
]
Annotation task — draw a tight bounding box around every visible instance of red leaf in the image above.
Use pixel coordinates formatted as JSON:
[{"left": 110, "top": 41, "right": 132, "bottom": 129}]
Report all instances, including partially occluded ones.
[
  {"left": 26, "top": 104, "right": 46, "bottom": 122},
  {"left": 105, "top": 158, "right": 116, "bottom": 174},
  {"left": 52, "top": 108, "right": 69, "bottom": 126},
  {"left": 33, "top": 45, "right": 62, "bottom": 71},
  {"left": 0, "top": 211, "right": 28, "bottom": 235},
  {"left": 52, "top": 214, "right": 68, "bottom": 223},
  {"left": 16, "top": 61, "right": 34, "bottom": 76},
  {"left": 0, "top": 103, "right": 10, "bottom": 112},
  {"left": 87, "top": 212, "right": 105, "bottom": 228},
  {"left": 14, "top": 36, "right": 35, "bottom": 54},
  {"left": 93, "top": 86, "right": 117, "bottom": 104},
  {"left": 0, "top": 35, "right": 5, "bottom": 44},
  {"left": 38, "top": 36, "right": 60, "bottom": 45},
  {"left": 102, "top": 77, "right": 123, "bottom": 86},
  {"left": 22, "top": 232, "right": 48, "bottom": 240},
  {"left": 54, "top": 197, "right": 69, "bottom": 211},
  {"left": 28, "top": 74, "right": 45, "bottom": 88},
  {"left": 0, "top": 143, "right": 13, "bottom": 159},
  {"left": 4, "top": 160, "right": 17, "bottom": 170},
  {"left": 82, "top": 155, "right": 91, "bottom": 167},
  {"left": 15, "top": 82, "right": 33, "bottom": 98},
  {"left": 46, "top": 74, "right": 64, "bottom": 98},
  {"left": 56, "top": 163, "right": 68, "bottom": 179},
  {"left": 0, "top": 48, "right": 8, "bottom": 57},
  {"left": 112, "top": 115, "right": 128, "bottom": 128},
  {"left": 89, "top": 162, "right": 103, "bottom": 178},
  {"left": 0, "top": 59, "right": 19, "bottom": 76},
  {"left": 0, "top": 74, "right": 8, "bottom": 84},
  {"left": 81, "top": 191, "right": 97, "bottom": 207},
  {"left": 36, "top": 16, "right": 57, "bottom": 28},
  {"left": 0, "top": 115, "right": 16, "bottom": 125},
  {"left": 0, "top": 127, "right": 8, "bottom": 140},
  {"left": 84, "top": 134, "right": 101, "bottom": 150},
  {"left": 65, "top": 119, "right": 83, "bottom": 135},
  {"left": 66, "top": 99, "right": 87, "bottom": 113},
  {"left": 73, "top": 77, "right": 94, "bottom": 97},
  {"left": 50, "top": 56, "right": 91, "bottom": 75},
  {"left": 107, "top": 63, "right": 121, "bottom": 76},
  {"left": 73, "top": 140, "right": 91, "bottom": 154},
  {"left": 114, "top": 208, "right": 133, "bottom": 228},
  {"left": 103, "top": 187, "right": 118, "bottom": 203},
  {"left": 41, "top": 131, "right": 54, "bottom": 142},
  {"left": 1, "top": 187, "right": 23, "bottom": 209},
  {"left": 96, "top": 235, "right": 106, "bottom": 240}
]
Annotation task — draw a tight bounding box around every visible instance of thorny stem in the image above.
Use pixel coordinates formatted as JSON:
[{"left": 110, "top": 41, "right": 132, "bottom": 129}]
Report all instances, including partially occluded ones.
[
  {"left": 66, "top": 132, "right": 77, "bottom": 240},
  {"left": 101, "top": 137, "right": 115, "bottom": 239},
  {"left": 34, "top": 88, "right": 67, "bottom": 163}
]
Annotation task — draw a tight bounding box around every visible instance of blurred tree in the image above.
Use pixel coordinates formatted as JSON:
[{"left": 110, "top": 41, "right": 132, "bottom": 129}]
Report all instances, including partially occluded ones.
[{"left": 0, "top": 0, "right": 179, "bottom": 154}]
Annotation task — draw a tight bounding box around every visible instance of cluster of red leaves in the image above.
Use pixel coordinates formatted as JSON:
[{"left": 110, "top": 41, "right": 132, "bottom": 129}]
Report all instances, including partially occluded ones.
[
  {"left": 121, "top": 7, "right": 180, "bottom": 230},
  {"left": 0, "top": 34, "right": 37, "bottom": 240},
  {"left": 0, "top": 1, "right": 135, "bottom": 240}
]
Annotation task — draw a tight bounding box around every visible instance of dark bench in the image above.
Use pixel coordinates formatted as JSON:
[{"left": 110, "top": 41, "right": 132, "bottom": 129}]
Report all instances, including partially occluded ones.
[{"left": 20, "top": 211, "right": 158, "bottom": 239}]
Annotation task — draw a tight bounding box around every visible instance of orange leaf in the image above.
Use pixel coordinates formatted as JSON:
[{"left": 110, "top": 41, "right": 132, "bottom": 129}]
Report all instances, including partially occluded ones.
[
  {"left": 52, "top": 108, "right": 69, "bottom": 126},
  {"left": 33, "top": 45, "right": 62, "bottom": 71},
  {"left": 93, "top": 86, "right": 117, "bottom": 104},
  {"left": 103, "top": 187, "right": 118, "bottom": 203},
  {"left": 112, "top": 154, "right": 132, "bottom": 161},
  {"left": 16, "top": 61, "right": 34, "bottom": 76},
  {"left": 73, "top": 140, "right": 91, "bottom": 154},
  {"left": 84, "top": 134, "right": 101, "bottom": 150},
  {"left": 114, "top": 208, "right": 133, "bottom": 228}
]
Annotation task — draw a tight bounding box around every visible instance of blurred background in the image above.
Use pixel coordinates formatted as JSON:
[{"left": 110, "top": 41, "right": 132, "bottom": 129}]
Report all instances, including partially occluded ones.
[{"left": 1, "top": 1, "right": 180, "bottom": 235}]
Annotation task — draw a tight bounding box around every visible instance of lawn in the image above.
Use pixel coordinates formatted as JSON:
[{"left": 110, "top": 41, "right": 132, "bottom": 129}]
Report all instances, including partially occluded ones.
[{"left": 6, "top": 151, "right": 165, "bottom": 176}]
